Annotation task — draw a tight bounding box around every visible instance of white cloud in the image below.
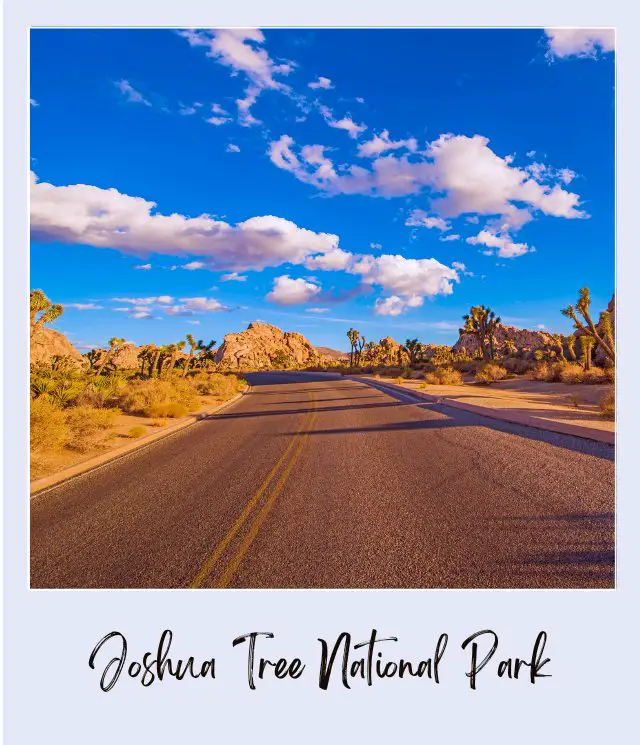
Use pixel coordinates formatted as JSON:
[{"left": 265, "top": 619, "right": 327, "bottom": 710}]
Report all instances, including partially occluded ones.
[
  {"left": 180, "top": 261, "right": 205, "bottom": 270},
  {"left": 352, "top": 254, "right": 459, "bottom": 301},
  {"left": 134, "top": 263, "right": 152, "bottom": 270},
  {"left": 440, "top": 234, "right": 460, "bottom": 242},
  {"left": 319, "top": 105, "right": 367, "bottom": 138},
  {"left": 306, "top": 307, "right": 330, "bottom": 313},
  {"left": 467, "top": 229, "right": 532, "bottom": 259},
  {"left": 357, "top": 130, "right": 418, "bottom": 158},
  {"left": 266, "top": 275, "right": 321, "bottom": 305},
  {"left": 187, "top": 320, "right": 201, "bottom": 325},
  {"left": 544, "top": 29, "right": 614, "bottom": 59},
  {"left": 536, "top": 324, "right": 546, "bottom": 329},
  {"left": 179, "top": 104, "right": 197, "bottom": 115},
  {"left": 268, "top": 133, "right": 586, "bottom": 225},
  {"left": 31, "top": 172, "right": 340, "bottom": 272},
  {"left": 374, "top": 295, "right": 424, "bottom": 316},
  {"left": 370, "top": 242, "right": 382, "bottom": 250},
  {"left": 308, "top": 76, "right": 333, "bottom": 90},
  {"left": 405, "top": 210, "right": 451, "bottom": 231},
  {"left": 179, "top": 29, "right": 293, "bottom": 126},
  {"left": 30, "top": 99, "right": 39, "bottom": 107},
  {"left": 211, "top": 103, "right": 229, "bottom": 115},
  {"left": 220, "top": 272, "right": 247, "bottom": 282},
  {"left": 355, "top": 97, "right": 365, "bottom": 104},
  {"left": 66, "top": 303, "right": 103, "bottom": 310},
  {"left": 114, "top": 80, "right": 151, "bottom": 107},
  {"left": 304, "top": 248, "right": 353, "bottom": 271},
  {"left": 226, "top": 143, "right": 241, "bottom": 153},
  {"left": 451, "top": 261, "right": 473, "bottom": 277},
  {"left": 113, "top": 296, "right": 174, "bottom": 305},
  {"left": 206, "top": 116, "right": 232, "bottom": 126}
]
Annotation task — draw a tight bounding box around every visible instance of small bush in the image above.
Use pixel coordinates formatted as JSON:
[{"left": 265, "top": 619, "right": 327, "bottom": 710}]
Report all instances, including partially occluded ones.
[
  {"left": 128, "top": 426, "right": 147, "bottom": 438},
  {"left": 31, "top": 397, "right": 68, "bottom": 453},
  {"left": 559, "top": 364, "right": 608, "bottom": 385},
  {"left": 423, "top": 367, "right": 463, "bottom": 386},
  {"left": 65, "top": 406, "right": 119, "bottom": 452},
  {"left": 475, "top": 362, "right": 508, "bottom": 384},
  {"left": 190, "top": 372, "right": 244, "bottom": 398},
  {"left": 144, "top": 402, "right": 189, "bottom": 418},
  {"left": 599, "top": 388, "right": 615, "bottom": 420},
  {"left": 502, "top": 357, "right": 535, "bottom": 375},
  {"left": 530, "top": 361, "right": 564, "bottom": 382}
]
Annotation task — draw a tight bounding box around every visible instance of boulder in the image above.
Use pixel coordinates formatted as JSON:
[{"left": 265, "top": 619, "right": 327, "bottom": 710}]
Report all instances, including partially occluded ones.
[
  {"left": 215, "top": 322, "right": 329, "bottom": 370},
  {"left": 91, "top": 342, "right": 142, "bottom": 371},
  {"left": 452, "top": 324, "right": 555, "bottom": 358},
  {"left": 30, "top": 326, "right": 85, "bottom": 367}
]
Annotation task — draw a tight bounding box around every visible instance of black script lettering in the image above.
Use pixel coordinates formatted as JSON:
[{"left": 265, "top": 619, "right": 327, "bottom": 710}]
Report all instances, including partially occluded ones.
[{"left": 461, "top": 629, "right": 498, "bottom": 690}]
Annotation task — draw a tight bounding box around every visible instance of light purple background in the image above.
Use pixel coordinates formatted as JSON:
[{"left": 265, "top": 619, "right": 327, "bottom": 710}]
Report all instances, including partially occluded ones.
[{"left": 4, "top": 1, "right": 637, "bottom": 742}]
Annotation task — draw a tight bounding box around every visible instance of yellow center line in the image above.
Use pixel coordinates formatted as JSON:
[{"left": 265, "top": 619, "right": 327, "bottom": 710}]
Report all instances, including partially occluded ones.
[
  {"left": 189, "top": 393, "right": 317, "bottom": 589},
  {"left": 215, "top": 408, "right": 318, "bottom": 588}
]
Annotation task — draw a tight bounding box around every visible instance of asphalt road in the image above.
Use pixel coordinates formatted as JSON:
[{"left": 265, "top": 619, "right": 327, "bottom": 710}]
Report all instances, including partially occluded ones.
[{"left": 30, "top": 372, "right": 615, "bottom": 589}]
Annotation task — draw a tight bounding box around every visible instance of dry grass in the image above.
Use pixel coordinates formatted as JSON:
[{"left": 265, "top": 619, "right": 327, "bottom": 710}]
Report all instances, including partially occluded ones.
[
  {"left": 558, "top": 364, "right": 608, "bottom": 385},
  {"left": 128, "top": 426, "right": 147, "bottom": 438},
  {"left": 30, "top": 397, "right": 68, "bottom": 453},
  {"left": 475, "top": 362, "right": 508, "bottom": 384},
  {"left": 599, "top": 387, "right": 615, "bottom": 420},
  {"left": 423, "top": 367, "right": 463, "bottom": 386},
  {"left": 64, "top": 406, "right": 120, "bottom": 452},
  {"left": 144, "top": 401, "right": 189, "bottom": 418}
]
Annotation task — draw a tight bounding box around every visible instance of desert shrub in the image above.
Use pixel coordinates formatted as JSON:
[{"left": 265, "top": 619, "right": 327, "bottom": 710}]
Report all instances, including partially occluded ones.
[
  {"left": 65, "top": 406, "right": 120, "bottom": 452},
  {"left": 558, "top": 364, "right": 608, "bottom": 385},
  {"left": 117, "top": 378, "right": 199, "bottom": 415},
  {"left": 423, "top": 367, "right": 463, "bottom": 386},
  {"left": 530, "top": 361, "right": 561, "bottom": 382},
  {"left": 144, "top": 402, "right": 189, "bottom": 419},
  {"left": 128, "top": 426, "right": 147, "bottom": 439},
  {"left": 599, "top": 388, "right": 615, "bottom": 420},
  {"left": 453, "top": 360, "right": 480, "bottom": 374},
  {"left": 502, "top": 357, "right": 535, "bottom": 375},
  {"left": 30, "top": 397, "right": 68, "bottom": 453},
  {"left": 190, "top": 372, "right": 244, "bottom": 398},
  {"left": 475, "top": 362, "right": 508, "bottom": 384}
]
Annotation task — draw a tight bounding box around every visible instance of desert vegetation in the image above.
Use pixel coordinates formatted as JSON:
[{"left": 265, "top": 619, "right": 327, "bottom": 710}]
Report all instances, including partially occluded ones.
[
  {"left": 30, "top": 290, "right": 245, "bottom": 479},
  {"left": 333, "top": 287, "right": 614, "bottom": 418}
]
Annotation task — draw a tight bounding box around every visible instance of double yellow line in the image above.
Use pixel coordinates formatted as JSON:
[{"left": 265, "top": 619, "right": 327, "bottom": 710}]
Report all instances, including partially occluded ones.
[{"left": 190, "top": 395, "right": 318, "bottom": 589}]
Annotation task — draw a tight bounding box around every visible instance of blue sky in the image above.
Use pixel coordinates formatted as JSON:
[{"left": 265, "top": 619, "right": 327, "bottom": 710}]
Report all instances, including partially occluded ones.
[{"left": 30, "top": 28, "right": 614, "bottom": 352}]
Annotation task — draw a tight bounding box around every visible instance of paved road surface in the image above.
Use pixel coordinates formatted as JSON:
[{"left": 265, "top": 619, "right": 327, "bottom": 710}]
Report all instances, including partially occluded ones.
[{"left": 30, "top": 372, "right": 615, "bottom": 589}]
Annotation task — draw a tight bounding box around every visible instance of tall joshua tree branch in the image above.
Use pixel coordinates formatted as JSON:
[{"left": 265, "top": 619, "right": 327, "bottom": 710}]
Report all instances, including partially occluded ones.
[{"left": 562, "top": 288, "right": 614, "bottom": 362}]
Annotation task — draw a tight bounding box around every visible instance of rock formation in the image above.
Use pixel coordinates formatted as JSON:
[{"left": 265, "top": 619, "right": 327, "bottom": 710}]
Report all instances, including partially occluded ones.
[
  {"left": 215, "top": 322, "right": 329, "bottom": 370},
  {"left": 30, "top": 326, "right": 85, "bottom": 367},
  {"left": 452, "top": 324, "right": 555, "bottom": 358},
  {"left": 316, "top": 346, "right": 348, "bottom": 362},
  {"left": 90, "top": 342, "right": 142, "bottom": 371}
]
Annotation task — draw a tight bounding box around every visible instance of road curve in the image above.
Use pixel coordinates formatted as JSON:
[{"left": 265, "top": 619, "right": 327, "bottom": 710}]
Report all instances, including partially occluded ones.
[{"left": 30, "top": 372, "right": 614, "bottom": 589}]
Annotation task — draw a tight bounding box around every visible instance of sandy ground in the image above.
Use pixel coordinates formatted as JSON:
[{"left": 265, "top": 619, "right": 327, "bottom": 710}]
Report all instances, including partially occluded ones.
[
  {"left": 367, "top": 376, "right": 614, "bottom": 433},
  {"left": 30, "top": 393, "right": 224, "bottom": 481}
]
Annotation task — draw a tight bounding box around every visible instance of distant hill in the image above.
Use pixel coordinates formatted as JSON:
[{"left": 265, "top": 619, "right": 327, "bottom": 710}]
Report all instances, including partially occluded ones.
[{"left": 315, "top": 346, "right": 348, "bottom": 361}]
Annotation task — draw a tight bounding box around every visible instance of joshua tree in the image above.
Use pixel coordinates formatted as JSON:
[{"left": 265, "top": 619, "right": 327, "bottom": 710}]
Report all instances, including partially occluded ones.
[
  {"left": 566, "top": 334, "right": 577, "bottom": 362},
  {"left": 405, "top": 338, "right": 423, "bottom": 366},
  {"left": 579, "top": 335, "right": 594, "bottom": 371},
  {"left": 95, "top": 336, "right": 126, "bottom": 377},
  {"left": 354, "top": 335, "right": 366, "bottom": 366},
  {"left": 30, "top": 289, "right": 63, "bottom": 337},
  {"left": 347, "top": 328, "right": 360, "bottom": 367},
  {"left": 552, "top": 334, "right": 566, "bottom": 362},
  {"left": 561, "top": 288, "right": 614, "bottom": 363},
  {"left": 197, "top": 340, "right": 217, "bottom": 368},
  {"left": 460, "top": 306, "right": 501, "bottom": 360},
  {"left": 363, "top": 341, "right": 378, "bottom": 364},
  {"left": 161, "top": 341, "right": 186, "bottom": 376},
  {"left": 85, "top": 348, "right": 100, "bottom": 371},
  {"left": 183, "top": 334, "right": 201, "bottom": 377}
]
